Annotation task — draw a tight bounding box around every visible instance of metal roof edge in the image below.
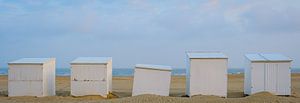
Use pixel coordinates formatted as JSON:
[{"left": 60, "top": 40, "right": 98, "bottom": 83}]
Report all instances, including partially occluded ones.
[
  {"left": 135, "top": 64, "right": 172, "bottom": 71},
  {"left": 8, "top": 58, "right": 56, "bottom": 65},
  {"left": 135, "top": 67, "right": 172, "bottom": 71},
  {"left": 70, "top": 57, "right": 112, "bottom": 64},
  {"left": 186, "top": 51, "right": 228, "bottom": 59}
]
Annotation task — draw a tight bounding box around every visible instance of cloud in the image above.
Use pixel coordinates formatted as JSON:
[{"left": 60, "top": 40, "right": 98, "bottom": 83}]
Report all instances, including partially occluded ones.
[
  {"left": 0, "top": 0, "right": 300, "bottom": 68},
  {"left": 222, "top": 0, "right": 300, "bottom": 34}
]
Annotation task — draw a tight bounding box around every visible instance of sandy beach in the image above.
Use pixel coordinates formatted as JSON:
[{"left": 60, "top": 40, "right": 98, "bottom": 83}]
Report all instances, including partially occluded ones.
[{"left": 0, "top": 74, "right": 299, "bottom": 103}]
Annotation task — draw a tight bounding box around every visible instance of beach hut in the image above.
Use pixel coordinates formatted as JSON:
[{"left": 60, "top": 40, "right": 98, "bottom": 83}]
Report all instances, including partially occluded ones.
[
  {"left": 132, "top": 64, "right": 172, "bottom": 96},
  {"left": 70, "top": 57, "right": 112, "bottom": 97},
  {"left": 8, "top": 58, "right": 56, "bottom": 97},
  {"left": 244, "top": 53, "right": 292, "bottom": 95},
  {"left": 186, "top": 51, "right": 228, "bottom": 97}
]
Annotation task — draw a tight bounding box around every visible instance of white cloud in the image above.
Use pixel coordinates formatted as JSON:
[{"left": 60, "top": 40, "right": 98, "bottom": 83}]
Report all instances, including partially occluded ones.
[{"left": 0, "top": 0, "right": 300, "bottom": 68}]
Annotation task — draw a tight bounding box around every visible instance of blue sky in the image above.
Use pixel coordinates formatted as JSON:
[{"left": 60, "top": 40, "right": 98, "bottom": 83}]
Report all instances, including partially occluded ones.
[{"left": 0, "top": 0, "right": 300, "bottom": 68}]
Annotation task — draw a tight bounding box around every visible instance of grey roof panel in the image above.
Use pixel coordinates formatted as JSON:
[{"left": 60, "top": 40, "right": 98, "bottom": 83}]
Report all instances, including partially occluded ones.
[
  {"left": 245, "top": 53, "right": 292, "bottom": 62},
  {"left": 245, "top": 54, "right": 266, "bottom": 62},
  {"left": 261, "top": 53, "right": 292, "bottom": 62},
  {"left": 9, "top": 58, "right": 54, "bottom": 64}
]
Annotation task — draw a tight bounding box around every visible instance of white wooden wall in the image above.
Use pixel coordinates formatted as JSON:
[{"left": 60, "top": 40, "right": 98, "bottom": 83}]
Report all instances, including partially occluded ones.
[
  {"left": 244, "top": 58, "right": 251, "bottom": 95},
  {"left": 132, "top": 68, "right": 171, "bottom": 96},
  {"left": 71, "top": 64, "right": 109, "bottom": 97},
  {"left": 43, "top": 60, "right": 56, "bottom": 96},
  {"left": 185, "top": 55, "right": 191, "bottom": 96},
  {"left": 107, "top": 60, "right": 112, "bottom": 93},
  {"left": 246, "top": 62, "right": 291, "bottom": 95},
  {"left": 8, "top": 59, "right": 55, "bottom": 97},
  {"left": 188, "top": 59, "right": 227, "bottom": 97}
]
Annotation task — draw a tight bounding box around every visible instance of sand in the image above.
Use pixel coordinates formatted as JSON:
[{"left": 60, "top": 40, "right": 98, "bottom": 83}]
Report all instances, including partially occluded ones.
[{"left": 0, "top": 74, "right": 299, "bottom": 103}]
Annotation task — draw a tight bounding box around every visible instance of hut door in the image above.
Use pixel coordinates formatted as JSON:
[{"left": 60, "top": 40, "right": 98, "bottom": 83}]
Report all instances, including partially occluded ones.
[
  {"left": 251, "top": 63, "right": 265, "bottom": 93},
  {"left": 264, "top": 63, "right": 277, "bottom": 94},
  {"left": 277, "top": 63, "right": 291, "bottom": 95}
]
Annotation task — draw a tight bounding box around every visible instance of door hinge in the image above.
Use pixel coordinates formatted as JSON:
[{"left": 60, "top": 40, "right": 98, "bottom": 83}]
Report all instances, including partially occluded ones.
[{"left": 102, "top": 78, "right": 106, "bottom": 82}]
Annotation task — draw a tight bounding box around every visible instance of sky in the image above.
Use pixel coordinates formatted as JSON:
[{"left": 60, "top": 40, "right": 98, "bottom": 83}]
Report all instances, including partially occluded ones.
[{"left": 0, "top": 0, "right": 300, "bottom": 68}]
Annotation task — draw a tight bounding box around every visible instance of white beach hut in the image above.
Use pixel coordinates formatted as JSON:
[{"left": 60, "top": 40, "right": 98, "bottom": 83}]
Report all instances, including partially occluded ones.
[
  {"left": 70, "top": 57, "right": 112, "bottom": 97},
  {"left": 132, "top": 64, "right": 172, "bottom": 96},
  {"left": 8, "top": 58, "right": 56, "bottom": 97},
  {"left": 186, "top": 52, "right": 228, "bottom": 97},
  {"left": 244, "top": 53, "right": 292, "bottom": 95}
]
